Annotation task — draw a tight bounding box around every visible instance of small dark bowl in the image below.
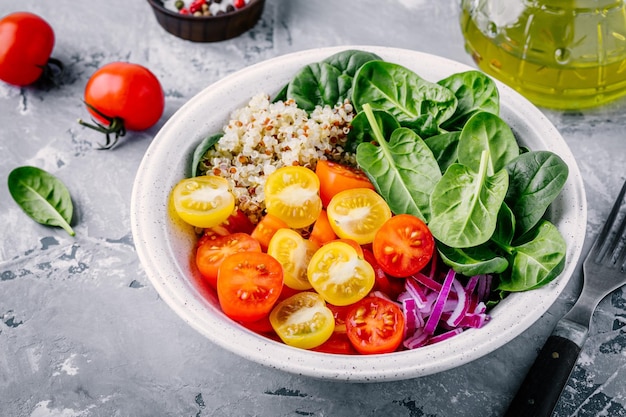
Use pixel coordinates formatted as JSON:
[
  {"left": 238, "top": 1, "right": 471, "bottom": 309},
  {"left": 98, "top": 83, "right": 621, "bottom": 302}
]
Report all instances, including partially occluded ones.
[{"left": 147, "top": 0, "right": 265, "bottom": 42}]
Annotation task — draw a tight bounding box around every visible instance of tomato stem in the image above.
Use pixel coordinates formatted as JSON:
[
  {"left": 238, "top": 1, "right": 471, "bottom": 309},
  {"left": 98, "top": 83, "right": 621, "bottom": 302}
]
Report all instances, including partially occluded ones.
[{"left": 77, "top": 101, "right": 127, "bottom": 150}]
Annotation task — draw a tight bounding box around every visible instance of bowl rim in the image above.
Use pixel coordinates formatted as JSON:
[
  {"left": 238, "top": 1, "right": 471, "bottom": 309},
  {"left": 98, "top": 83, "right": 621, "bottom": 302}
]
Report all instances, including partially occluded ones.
[
  {"left": 146, "top": 0, "right": 264, "bottom": 21},
  {"left": 130, "top": 45, "right": 588, "bottom": 381}
]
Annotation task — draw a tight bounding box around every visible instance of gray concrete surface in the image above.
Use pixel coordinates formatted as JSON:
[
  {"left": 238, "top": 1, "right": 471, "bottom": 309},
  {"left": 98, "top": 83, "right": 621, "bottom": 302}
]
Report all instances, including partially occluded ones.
[{"left": 1, "top": 1, "right": 625, "bottom": 416}]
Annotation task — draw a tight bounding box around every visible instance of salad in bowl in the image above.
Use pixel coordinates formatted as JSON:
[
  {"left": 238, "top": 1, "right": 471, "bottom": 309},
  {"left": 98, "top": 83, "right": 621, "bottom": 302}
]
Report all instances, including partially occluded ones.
[{"left": 131, "top": 46, "right": 586, "bottom": 381}]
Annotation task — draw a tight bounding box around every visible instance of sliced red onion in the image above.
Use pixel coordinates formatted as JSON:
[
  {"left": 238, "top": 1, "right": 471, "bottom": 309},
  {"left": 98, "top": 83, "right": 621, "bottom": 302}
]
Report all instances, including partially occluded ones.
[
  {"left": 445, "top": 278, "right": 469, "bottom": 327},
  {"left": 412, "top": 272, "right": 443, "bottom": 292},
  {"left": 403, "top": 328, "right": 430, "bottom": 349},
  {"left": 423, "top": 269, "right": 456, "bottom": 334},
  {"left": 405, "top": 276, "right": 429, "bottom": 308},
  {"left": 476, "top": 274, "right": 493, "bottom": 301}
]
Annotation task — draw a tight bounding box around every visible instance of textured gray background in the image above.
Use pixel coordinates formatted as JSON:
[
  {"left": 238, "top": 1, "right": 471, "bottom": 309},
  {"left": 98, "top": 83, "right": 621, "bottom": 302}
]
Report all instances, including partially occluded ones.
[{"left": 1, "top": 1, "right": 625, "bottom": 416}]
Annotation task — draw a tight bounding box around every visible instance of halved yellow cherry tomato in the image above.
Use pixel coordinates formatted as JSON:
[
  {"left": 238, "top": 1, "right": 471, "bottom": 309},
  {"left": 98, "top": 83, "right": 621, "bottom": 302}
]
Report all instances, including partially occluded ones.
[
  {"left": 307, "top": 241, "right": 375, "bottom": 306},
  {"left": 326, "top": 188, "right": 391, "bottom": 245},
  {"left": 171, "top": 175, "right": 235, "bottom": 228},
  {"left": 267, "top": 228, "right": 318, "bottom": 290},
  {"left": 264, "top": 166, "right": 322, "bottom": 229},
  {"left": 269, "top": 291, "right": 335, "bottom": 349}
]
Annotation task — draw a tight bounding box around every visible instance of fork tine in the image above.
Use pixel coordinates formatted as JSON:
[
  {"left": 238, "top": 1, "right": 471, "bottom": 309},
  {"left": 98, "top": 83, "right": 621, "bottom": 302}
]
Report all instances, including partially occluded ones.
[
  {"left": 614, "top": 213, "right": 626, "bottom": 271},
  {"left": 593, "top": 179, "right": 626, "bottom": 264}
]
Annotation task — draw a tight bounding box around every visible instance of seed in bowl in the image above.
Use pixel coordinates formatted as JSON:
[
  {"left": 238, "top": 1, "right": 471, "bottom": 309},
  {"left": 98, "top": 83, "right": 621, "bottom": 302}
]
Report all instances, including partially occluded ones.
[{"left": 196, "top": 93, "right": 356, "bottom": 224}]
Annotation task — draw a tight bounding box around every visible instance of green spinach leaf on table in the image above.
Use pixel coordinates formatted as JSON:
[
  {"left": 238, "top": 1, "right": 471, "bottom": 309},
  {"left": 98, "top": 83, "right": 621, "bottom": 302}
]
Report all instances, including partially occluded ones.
[{"left": 8, "top": 166, "right": 75, "bottom": 236}]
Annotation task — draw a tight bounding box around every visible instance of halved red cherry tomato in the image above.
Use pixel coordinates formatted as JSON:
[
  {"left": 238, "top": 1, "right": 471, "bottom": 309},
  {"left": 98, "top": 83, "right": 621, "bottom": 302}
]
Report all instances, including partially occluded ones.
[
  {"left": 0, "top": 12, "right": 55, "bottom": 86},
  {"left": 264, "top": 166, "right": 322, "bottom": 229},
  {"left": 171, "top": 176, "right": 235, "bottom": 228},
  {"left": 315, "top": 160, "right": 375, "bottom": 207},
  {"left": 267, "top": 228, "right": 318, "bottom": 290},
  {"left": 196, "top": 233, "right": 261, "bottom": 288},
  {"left": 309, "top": 209, "right": 337, "bottom": 246},
  {"left": 363, "top": 248, "right": 405, "bottom": 299},
  {"left": 326, "top": 303, "right": 352, "bottom": 333},
  {"left": 269, "top": 291, "right": 335, "bottom": 349},
  {"left": 81, "top": 62, "right": 165, "bottom": 148},
  {"left": 250, "top": 213, "right": 288, "bottom": 251},
  {"left": 217, "top": 252, "right": 283, "bottom": 322},
  {"left": 372, "top": 214, "right": 435, "bottom": 278},
  {"left": 311, "top": 303, "right": 357, "bottom": 354},
  {"left": 199, "top": 209, "right": 254, "bottom": 244},
  {"left": 327, "top": 188, "right": 391, "bottom": 245},
  {"left": 238, "top": 315, "right": 275, "bottom": 334},
  {"left": 312, "top": 332, "right": 358, "bottom": 354},
  {"left": 345, "top": 296, "right": 405, "bottom": 354},
  {"left": 307, "top": 240, "right": 375, "bottom": 306}
]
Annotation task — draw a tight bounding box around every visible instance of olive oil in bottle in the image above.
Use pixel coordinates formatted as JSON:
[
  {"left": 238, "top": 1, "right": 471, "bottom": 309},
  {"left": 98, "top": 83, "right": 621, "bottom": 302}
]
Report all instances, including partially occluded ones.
[{"left": 460, "top": 0, "right": 626, "bottom": 110}]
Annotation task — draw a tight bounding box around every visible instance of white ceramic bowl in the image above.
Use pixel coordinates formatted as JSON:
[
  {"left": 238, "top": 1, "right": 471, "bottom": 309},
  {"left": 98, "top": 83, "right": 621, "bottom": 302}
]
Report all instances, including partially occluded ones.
[{"left": 130, "top": 46, "right": 587, "bottom": 381}]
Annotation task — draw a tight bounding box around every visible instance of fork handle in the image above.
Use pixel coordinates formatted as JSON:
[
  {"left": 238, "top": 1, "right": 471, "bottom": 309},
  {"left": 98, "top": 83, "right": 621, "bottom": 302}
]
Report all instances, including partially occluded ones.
[{"left": 503, "top": 334, "right": 582, "bottom": 417}]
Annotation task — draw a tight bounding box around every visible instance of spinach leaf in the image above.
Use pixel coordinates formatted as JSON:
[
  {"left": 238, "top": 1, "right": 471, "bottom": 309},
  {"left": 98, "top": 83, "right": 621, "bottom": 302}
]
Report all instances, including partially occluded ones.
[
  {"left": 505, "top": 150, "right": 569, "bottom": 235},
  {"left": 438, "top": 70, "right": 500, "bottom": 130},
  {"left": 287, "top": 62, "right": 346, "bottom": 112},
  {"left": 322, "top": 49, "right": 382, "bottom": 77},
  {"left": 424, "top": 131, "right": 460, "bottom": 174},
  {"left": 346, "top": 108, "right": 400, "bottom": 153},
  {"left": 457, "top": 111, "right": 519, "bottom": 175},
  {"left": 497, "top": 220, "right": 567, "bottom": 292},
  {"left": 191, "top": 133, "right": 223, "bottom": 177},
  {"left": 286, "top": 50, "right": 380, "bottom": 112},
  {"left": 491, "top": 202, "right": 516, "bottom": 247},
  {"left": 438, "top": 243, "right": 509, "bottom": 276},
  {"left": 8, "top": 166, "right": 75, "bottom": 236},
  {"left": 429, "top": 151, "right": 509, "bottom": 248},
  {"left": 356, "top": 104, "right": 441, "bottom": 222},
  {"left": 351, "top": 61, "right": 457, "bottom": 136}
]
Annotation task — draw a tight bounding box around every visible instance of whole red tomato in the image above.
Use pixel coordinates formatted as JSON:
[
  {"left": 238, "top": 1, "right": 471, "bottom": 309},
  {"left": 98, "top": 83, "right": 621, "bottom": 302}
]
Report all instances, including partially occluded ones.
[
  {"left": 0, "top": 12, "right": 55, "bottom": 86},
  {"left": 80, "top": 62, "right": 165, "bottom": 149}
]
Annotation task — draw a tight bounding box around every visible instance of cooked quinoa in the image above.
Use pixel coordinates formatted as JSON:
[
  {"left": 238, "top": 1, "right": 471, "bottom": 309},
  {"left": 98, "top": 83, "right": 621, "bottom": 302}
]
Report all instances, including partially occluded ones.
[{"left": 197, "top": 93, "right": 357, "bottom": 224}]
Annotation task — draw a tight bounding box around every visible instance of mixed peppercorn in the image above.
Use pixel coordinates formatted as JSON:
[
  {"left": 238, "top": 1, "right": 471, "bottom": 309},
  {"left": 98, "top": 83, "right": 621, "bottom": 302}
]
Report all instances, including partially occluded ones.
[{"left": 172, "top": 0, "right": 248, "bottom": 16}]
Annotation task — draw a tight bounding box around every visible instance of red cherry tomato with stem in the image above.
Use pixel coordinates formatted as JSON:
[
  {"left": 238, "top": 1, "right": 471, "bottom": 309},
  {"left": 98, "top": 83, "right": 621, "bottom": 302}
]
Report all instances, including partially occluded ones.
[
  {"left": 79, "top": 62, "right": 164, "bottom": 149},
  {"left": 0, "top": 12, "right": 61, "bottom": 86}
]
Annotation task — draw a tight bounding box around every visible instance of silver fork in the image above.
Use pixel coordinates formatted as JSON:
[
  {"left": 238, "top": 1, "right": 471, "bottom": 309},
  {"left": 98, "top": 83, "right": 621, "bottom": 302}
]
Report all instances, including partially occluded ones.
[{"left": 504, "top": 178, "right": 626, "bottom": 417}]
